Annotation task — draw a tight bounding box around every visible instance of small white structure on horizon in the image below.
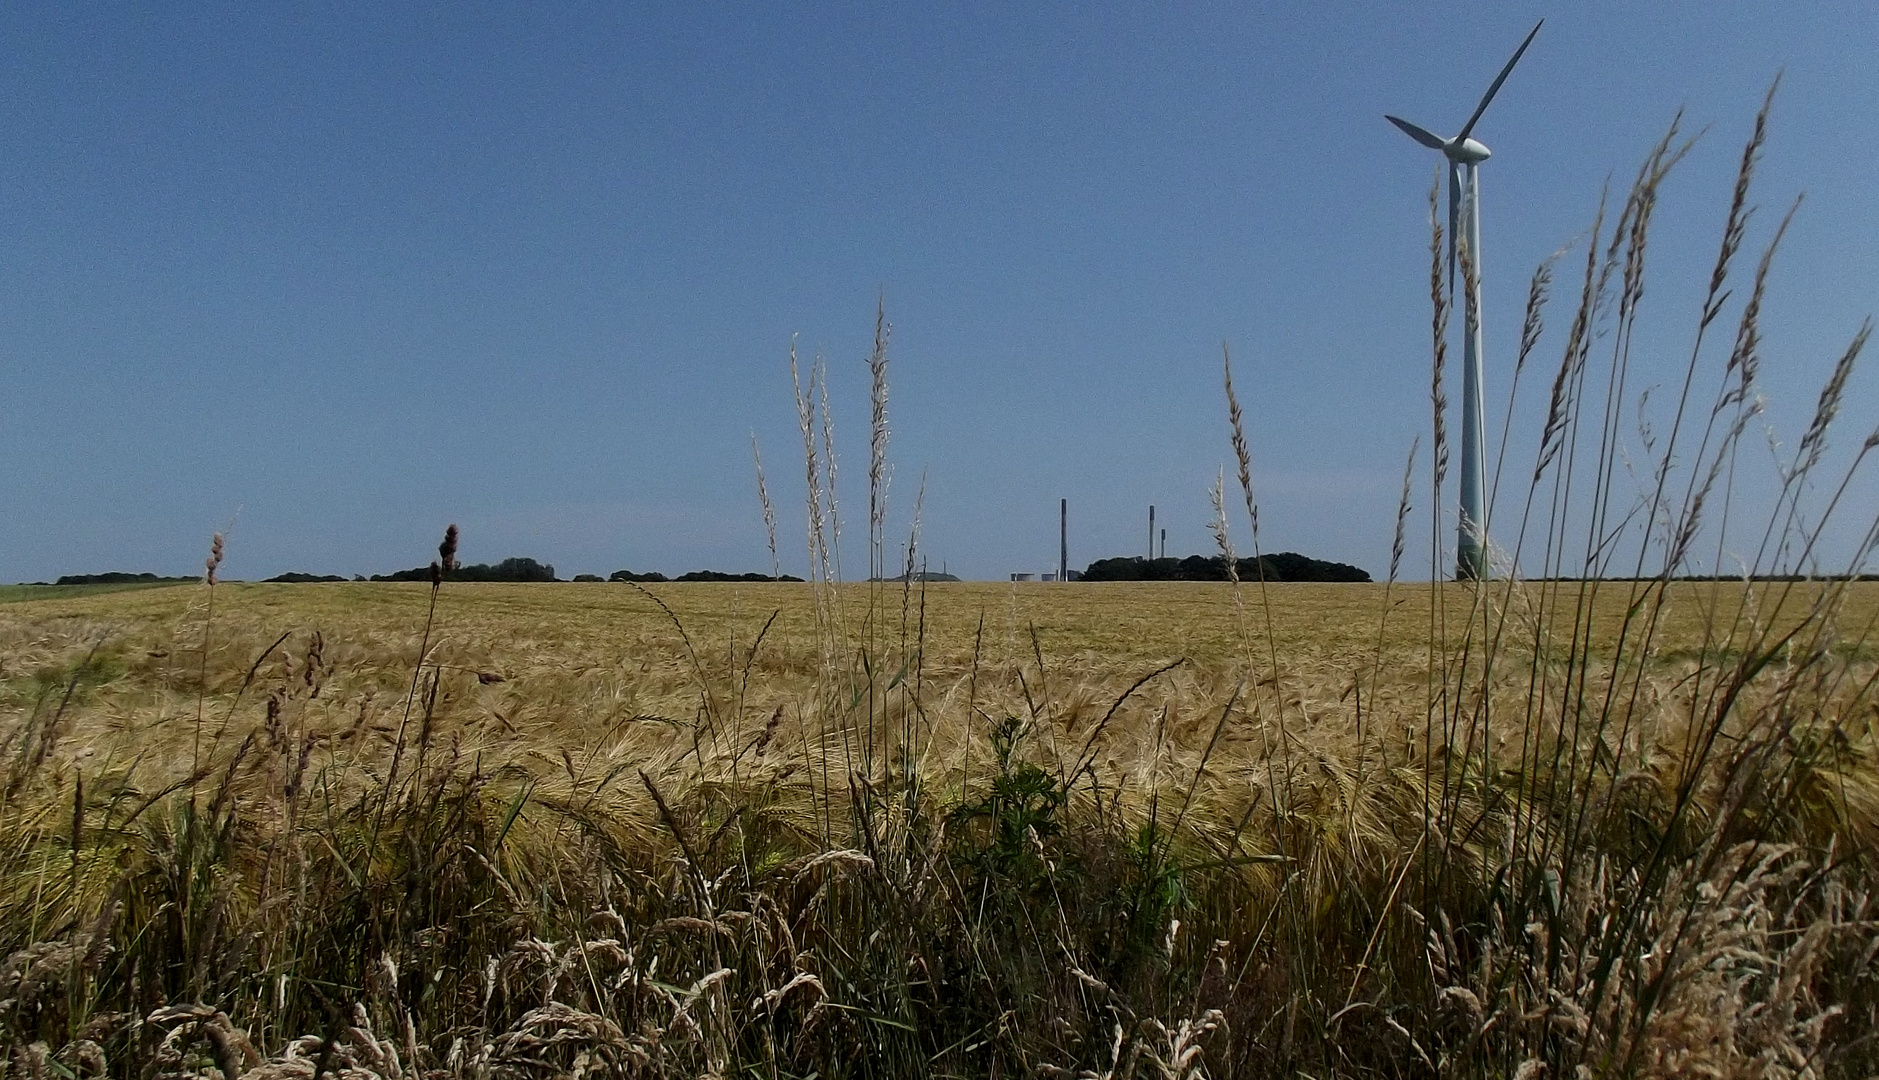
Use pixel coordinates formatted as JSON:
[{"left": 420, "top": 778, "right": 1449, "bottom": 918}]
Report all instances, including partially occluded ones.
[{"left": 1011, "top": 572, "right": 1036, "bottom": 582}]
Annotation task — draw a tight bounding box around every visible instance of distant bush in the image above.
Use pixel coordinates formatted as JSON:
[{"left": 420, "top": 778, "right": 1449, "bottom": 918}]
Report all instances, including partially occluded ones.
[
  {"left": 264, "top": 572, "right": 346, "bottom": 583},
  {"left": 571, "top": 574, "right": 604, "bottom": 582},
  {"left": 608, "top": 569, "right": 802, "bottom": 583},
  {"left": 53, "top": 572, "right": 196, "bottom": 586},
  {"left": 1079, "top": 552, "right": 1370, "bottom": 583},
  {"left": 372, "top": 557, "right": 558, "bottom": 583}
]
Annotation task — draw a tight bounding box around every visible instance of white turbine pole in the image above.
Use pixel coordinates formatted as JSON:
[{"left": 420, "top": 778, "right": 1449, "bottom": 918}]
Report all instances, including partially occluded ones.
[
  {"left": 1457, "top": 164, "right": 1488, "bottom": 579},
  {"left": 1384, "top": 19, "right": 1540, "bottom": 581}
]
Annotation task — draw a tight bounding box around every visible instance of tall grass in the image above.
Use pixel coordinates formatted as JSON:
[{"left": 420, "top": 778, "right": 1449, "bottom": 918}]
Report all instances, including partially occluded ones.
[{"left": 1, "top": 94, "right": 1877, "bottom": 1079}]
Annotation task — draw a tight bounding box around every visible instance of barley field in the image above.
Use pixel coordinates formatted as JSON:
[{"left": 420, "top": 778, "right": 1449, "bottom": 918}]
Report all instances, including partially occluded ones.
[{"left": 1, "top": 575, "right": 1875, "bottom": 1078}]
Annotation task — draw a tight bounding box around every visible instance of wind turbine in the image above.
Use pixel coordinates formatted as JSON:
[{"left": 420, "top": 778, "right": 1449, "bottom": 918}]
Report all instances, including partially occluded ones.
[{"left": 1387, "top": 19, "right": 1542, "bottom": 580}]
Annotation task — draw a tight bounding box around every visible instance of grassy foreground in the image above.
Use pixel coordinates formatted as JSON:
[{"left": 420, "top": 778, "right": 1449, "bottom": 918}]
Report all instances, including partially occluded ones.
[{"left": 0, "top": 577, "right": 1875, "bottom": 1078}]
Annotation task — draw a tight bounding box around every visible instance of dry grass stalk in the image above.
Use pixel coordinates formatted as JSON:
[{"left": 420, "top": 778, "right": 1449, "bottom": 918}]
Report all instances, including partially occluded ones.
[
  {"left": 752, "top": 433, "right": 783, "bottom": 582},
  {"left": 868, "top": 296, "right": 892, "bottom": 584}
]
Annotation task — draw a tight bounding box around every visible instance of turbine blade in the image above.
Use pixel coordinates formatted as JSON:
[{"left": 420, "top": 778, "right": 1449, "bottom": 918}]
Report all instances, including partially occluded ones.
[
  {"left": 1386, "top": 115, "right": 1448, "bottom": 150},
  {"left": 1448, "top": 162, "right": 1461, "bottom": 297},
  {"left": 1455, "top": 19, "right": 1543, "bottom": 141}
]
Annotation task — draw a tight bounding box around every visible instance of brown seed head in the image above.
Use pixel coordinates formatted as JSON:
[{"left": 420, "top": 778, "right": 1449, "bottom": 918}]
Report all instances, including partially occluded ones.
[
  {"left": 205, "top": 532, "right": 225, "bottom": 585},
  {"left": 439, "top": 524, "right": 459, "bottom": 573}
]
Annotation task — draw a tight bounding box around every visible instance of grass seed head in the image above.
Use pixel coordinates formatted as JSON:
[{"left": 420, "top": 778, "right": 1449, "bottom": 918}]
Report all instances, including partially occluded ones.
[
  {"left": 205, "top": 532, "right": 225, "bottom": 585},
  {"left": 439, "top": 523, "right": 460, "bottom": 573}
]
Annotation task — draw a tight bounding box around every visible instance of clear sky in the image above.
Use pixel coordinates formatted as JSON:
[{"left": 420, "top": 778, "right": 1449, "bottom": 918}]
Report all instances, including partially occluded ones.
[{"left": 3, "top": 1, "right": 1876, "bottom": 582}]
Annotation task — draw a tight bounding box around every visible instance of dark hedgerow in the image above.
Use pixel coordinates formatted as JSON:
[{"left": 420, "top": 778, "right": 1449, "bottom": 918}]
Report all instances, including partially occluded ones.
[{"left": 1080, "top": 552, "right": 1372, "bottom": 583}]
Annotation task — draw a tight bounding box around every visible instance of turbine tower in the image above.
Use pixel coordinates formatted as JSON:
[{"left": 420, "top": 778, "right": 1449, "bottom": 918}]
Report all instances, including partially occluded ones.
[{"left": 1387, "top": 19, "right": 1542, "bottom": 580}]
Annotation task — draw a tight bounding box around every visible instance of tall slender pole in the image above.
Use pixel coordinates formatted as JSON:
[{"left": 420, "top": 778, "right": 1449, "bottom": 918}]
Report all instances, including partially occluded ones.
[
  {"left": 1159, "top": 528, "right": 1165, "bottom": 560},
  {"left": 1456, "top": 163, "right": 1489, "bottom": 580},
  {"left": 1148, "top": 505, "right": 1156, "bottom": 561},
  {"left": 1059, "top": 499, "right": 1068, "bottom": 583}
]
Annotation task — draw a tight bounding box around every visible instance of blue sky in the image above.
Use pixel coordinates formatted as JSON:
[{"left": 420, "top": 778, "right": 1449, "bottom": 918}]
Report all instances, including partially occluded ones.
[{"left": 3, "top": 1, "right": 1876, "bottom": 582}]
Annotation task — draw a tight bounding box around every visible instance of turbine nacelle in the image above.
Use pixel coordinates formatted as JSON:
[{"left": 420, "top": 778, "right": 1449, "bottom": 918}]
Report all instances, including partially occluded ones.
[{"left": 1448, "top": 137, "right": 1491, "bottom": 164}]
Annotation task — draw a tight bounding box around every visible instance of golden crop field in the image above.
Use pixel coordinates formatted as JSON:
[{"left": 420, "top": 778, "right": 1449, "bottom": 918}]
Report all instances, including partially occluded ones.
[
  {"left": 1, "top": 573, "right": 1876, "bottom": 1077},
  {"left": 3, "top": 577, "right": 1866, "bottom": 813},
  {"left": 12, "top": 575, "right": 1867, "bottom": 725}
]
